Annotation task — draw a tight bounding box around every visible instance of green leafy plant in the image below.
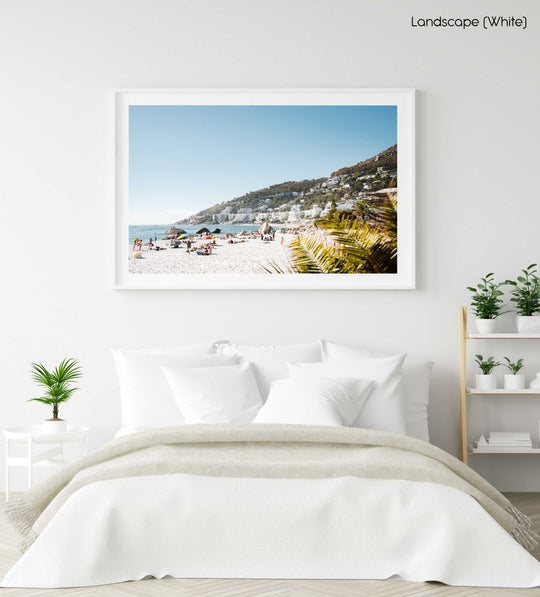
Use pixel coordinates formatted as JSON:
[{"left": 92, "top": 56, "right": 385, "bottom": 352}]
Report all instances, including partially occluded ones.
[
  {"left": 474, "top": 354, "right": 501, "bottom": 375},
  {"left": 28, "top": 358, "right": 82, "bottom": 420},
  {"left": 504, "top": 264, "right": 540, "bottom": 316},
  {"left": 503, "top": 357, "right": 524, "bottom": 375},
  {"left": 466, "top": 273, "right": 506, "bottom": 320}
]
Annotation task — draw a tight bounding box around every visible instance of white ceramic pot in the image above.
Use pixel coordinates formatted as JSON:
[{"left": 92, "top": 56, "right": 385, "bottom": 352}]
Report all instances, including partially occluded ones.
[
  {"left": 516, "top": 315, "right": 540, "bottom": 334},
  {"left": 476, "top": 374, "right": 497, "bottom": 391},
  {"left": 504, "top": 374, "right": 525, "bottom": 391},
  {"left": 529, "top": 372, "right": 540, "bottom": 389},
  {"left": 42, "top": 419, "right": 67, "bottom": 433},
  {"left": 476, "top": 318, "right": 497, "bottom": 334}
]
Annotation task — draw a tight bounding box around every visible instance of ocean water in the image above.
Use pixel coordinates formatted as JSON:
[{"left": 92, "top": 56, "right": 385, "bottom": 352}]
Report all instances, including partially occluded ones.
[{"left": 129, "top": 224, "right": 277, "bottom": 244}]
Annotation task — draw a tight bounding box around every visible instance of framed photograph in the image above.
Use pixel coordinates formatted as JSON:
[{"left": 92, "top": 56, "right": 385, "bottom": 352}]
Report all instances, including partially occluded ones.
[{"left": 115, "top": 88, "right": 415, "bottom": 289}]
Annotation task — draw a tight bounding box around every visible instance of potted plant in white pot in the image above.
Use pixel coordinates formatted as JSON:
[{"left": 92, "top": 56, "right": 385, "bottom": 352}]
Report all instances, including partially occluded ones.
[
  {"left": 503, "top": 357, "right": 525, "bottom": 390},
  {"left": 505, "top": 264, "right": 540, "bottom": 333},
  {"left": 467, "top": 273, "right": 506, "bottom": 333},
  {"left": 474, "top": 354, "right": 500, "bottom": 390},
  {"left": 28, "top": 357, "right": 82, "bottom": 433}
]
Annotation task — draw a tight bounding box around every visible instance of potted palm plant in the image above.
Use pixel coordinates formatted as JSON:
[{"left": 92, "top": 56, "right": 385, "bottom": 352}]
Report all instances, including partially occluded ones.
[
  {"left": 505, "top": 264, "right": 540, "bottom": 333},
  {"left": 28, "top": 357, "right": 82, "bottom": 433},
  {"left": 503, "top": 357, "right": 525, "bottom": 390},
  {"left": 467, "top": 273, "right": 506, "bottom": 333},
  {"left": 474, "top": 354, "right": 500, "bottom": 390}
]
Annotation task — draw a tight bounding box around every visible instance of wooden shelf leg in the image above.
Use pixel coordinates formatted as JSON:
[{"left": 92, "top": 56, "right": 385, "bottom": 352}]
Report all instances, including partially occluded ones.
[
  {"left": 4, "top": 437, "right": 9, "bottom": 503},
  {"left": 459, "top": 306, "right": 469, "bottom": 465}
]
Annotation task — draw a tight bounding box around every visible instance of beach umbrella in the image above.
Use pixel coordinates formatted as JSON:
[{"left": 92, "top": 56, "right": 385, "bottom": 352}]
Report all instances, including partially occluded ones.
[
  {"left": 212, "top": 228, "right": 221, "bottom": 234},
  {"left": 259, "top": 222, "right": 273, "bottom": 235},
  {"left": 196, "top": 227, "right": 211, "bottom": 235}
]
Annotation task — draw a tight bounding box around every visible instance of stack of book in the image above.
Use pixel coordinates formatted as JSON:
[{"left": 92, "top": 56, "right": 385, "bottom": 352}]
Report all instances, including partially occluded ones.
[{"left": 473, "top": 432, "right": 535, "bottom": 453}]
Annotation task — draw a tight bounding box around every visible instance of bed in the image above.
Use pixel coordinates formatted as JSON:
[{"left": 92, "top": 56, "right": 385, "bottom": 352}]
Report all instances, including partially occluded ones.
[{"left": 3, "top": 340, "right": 540, "bottom": 589}]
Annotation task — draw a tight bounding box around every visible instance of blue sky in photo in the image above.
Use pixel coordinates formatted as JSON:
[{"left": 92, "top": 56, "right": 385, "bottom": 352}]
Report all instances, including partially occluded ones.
[{"left": 129, "top": 105, "right": 397, "bottom": 224}]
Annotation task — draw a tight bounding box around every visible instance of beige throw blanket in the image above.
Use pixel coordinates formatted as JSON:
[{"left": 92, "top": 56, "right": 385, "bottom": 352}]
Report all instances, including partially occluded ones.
[{"left": 6, "top": 424, "right": 537, "bottom": 553}]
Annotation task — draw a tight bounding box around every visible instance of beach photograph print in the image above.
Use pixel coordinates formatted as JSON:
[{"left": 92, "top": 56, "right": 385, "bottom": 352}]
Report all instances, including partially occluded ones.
[{"left": 115, "top": 90, "right": 415, "bottom": 289}]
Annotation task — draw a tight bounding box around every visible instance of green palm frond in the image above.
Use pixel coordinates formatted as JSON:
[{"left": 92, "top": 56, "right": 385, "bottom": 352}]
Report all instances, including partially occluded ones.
[
  {"left": 52, "top": 358, "right": 83, "bottom": 385},
  {"left": 287, "top": 235, "right": 347, "bottom": 273},
  {"left": 261, "top": 195, "right": 398, "bottom": 275},
  {"left": 326, "top": 217, "right": 397, "bottom": 274},
  {"left": 30, "top": 362, "right": 54, "bottom": 387},
  {"left": 29, "top": 397, "right": 58, "bottom": 406},
  {"left": 377, "top": 197, "right": 398, "bottom": 239}
]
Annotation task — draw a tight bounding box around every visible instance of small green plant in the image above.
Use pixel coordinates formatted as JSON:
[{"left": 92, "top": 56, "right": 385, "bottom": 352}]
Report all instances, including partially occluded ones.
[
  {"left": 474, "top": 354, "right": 501, "bottom": 375},
  {"left": 467, "top": 273, "right": 506, "bottom": 319},
  {"left": 503, "top": 357, "right": 524, "bottom": 375},
  {"left": 504, "top": 264, "right": 540, "bottom": 316},
  {"left": 28, "top": 358, "right": 82, "bottom": 420}
]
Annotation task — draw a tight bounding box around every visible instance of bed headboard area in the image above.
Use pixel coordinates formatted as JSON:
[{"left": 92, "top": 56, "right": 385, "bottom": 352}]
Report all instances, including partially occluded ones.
[{"left": 111, "top": 339, "right": 432, "bottom": 442}]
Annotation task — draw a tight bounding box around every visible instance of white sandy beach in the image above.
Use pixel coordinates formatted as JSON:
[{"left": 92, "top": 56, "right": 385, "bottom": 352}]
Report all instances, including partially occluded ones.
[{"left": 129, "top": 233, "right": 296, "bottom": 274}]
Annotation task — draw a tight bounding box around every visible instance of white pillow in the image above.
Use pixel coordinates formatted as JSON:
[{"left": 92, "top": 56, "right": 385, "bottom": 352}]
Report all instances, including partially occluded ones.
[
  {"left": 254, "top": 377, "right": 374, "bottom": 427},
  {"left": 320, "top": 339, "right": 433, "bottom": 442},
  {"left": 162, "top": 360, "right": 263, "bottom": 424},
  {"left": 111, "top": 348, "right": 237, "bottom": 429},
  {"left": 288, "top": 354, "right": 407, "bottom": 435},
  {"left": 120, "top": 341, "right": 220, "bottom": 355},
  {"left": 216, "top": 341, "right": 322, "bottom": 399}
]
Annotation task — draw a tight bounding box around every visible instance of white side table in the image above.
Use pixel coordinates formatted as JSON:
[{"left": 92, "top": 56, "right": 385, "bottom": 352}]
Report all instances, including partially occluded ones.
[{"left": 4, "top": 425, "right": 88, "bottom": 502}]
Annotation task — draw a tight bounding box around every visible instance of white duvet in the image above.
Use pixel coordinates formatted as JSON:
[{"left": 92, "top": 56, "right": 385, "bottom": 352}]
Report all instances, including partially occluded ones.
[{"left": 3, "top": 473, "right": 540, "bottom": 588}]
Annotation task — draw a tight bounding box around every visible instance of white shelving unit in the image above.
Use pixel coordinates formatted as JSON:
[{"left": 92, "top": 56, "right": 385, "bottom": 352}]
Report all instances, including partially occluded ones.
[
  {"left": 459, "top": 306, "right": 540, "bottom": 464},
  {"left": 467, "top": 388, "right": 540, "bottom": 395},
  {"left": 468, "top": 333, "right": 540, "bottom": 339},
  {"left": 471, "top": 448, "right": 540, "bottom": 454}
]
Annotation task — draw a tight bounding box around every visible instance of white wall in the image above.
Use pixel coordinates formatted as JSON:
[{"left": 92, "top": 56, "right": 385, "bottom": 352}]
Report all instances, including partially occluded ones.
[{"left": 1, "top": 0, "right": 539, "bottom": 491}]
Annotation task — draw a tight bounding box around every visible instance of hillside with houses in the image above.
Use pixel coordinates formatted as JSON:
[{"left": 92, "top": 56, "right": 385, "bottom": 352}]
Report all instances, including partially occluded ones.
[{"left": 176, "top": 144, "right": 397, "bottom": 227}]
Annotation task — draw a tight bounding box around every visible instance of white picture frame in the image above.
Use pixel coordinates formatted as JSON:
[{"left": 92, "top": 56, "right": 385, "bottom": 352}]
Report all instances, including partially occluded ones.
[{"left": 115, "top": 88, "right": 415, "bottom": 289}]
